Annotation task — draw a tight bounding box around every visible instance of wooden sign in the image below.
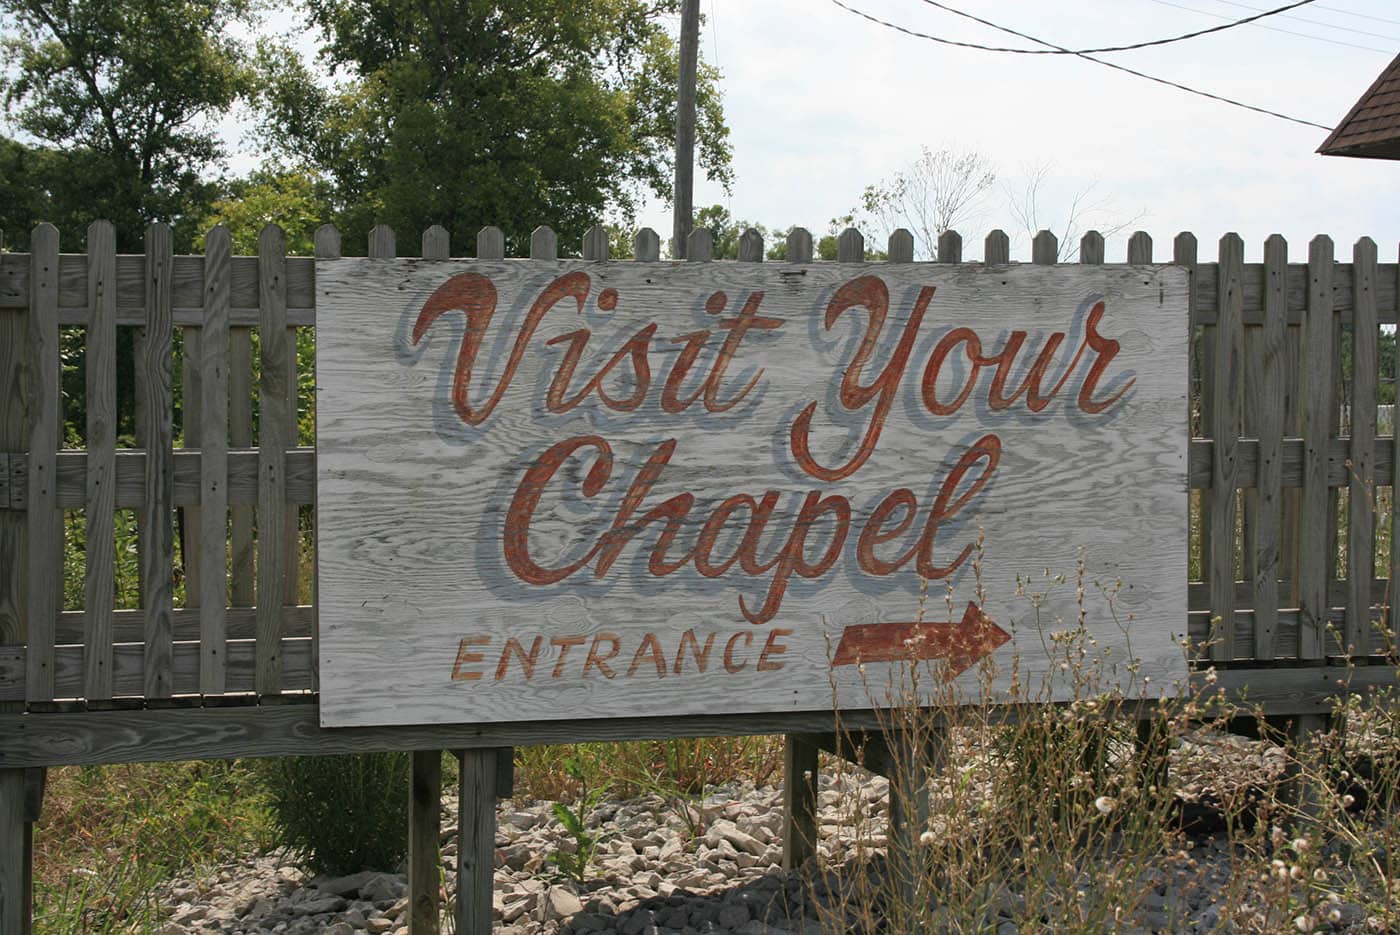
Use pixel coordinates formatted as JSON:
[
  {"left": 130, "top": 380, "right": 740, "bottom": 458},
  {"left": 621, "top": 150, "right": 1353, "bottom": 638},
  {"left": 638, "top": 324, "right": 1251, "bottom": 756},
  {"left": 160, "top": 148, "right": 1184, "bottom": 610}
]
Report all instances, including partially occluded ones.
[{"left": 316, "top": 259, "right": 1189, "bottom": 728}]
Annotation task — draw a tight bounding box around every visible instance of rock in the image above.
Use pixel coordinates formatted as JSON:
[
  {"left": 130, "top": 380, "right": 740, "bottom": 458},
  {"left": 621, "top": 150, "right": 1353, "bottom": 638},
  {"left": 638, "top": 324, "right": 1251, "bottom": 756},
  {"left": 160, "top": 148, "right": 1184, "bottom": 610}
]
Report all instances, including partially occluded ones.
[
  {"left": 545, "top": 886, "right": 584, "bottom": 921},
  {"left": 314, "top": 870, "right": 381, "bottom": 897},
  {"left": 293, "top": 895, "right": 347, "bottom": 916},
  {"left": 360, "top": 873, "right": 405, "bottom": 903},
  {"left": 717, "top": 903, "right": 750, "bottom": 929}
]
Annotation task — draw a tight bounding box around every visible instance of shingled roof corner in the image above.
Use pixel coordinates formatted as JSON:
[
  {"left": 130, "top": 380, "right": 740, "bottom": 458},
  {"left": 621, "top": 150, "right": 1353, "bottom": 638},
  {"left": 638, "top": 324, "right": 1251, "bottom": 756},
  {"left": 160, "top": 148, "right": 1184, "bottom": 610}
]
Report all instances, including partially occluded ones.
[{"left": 1318, "top": 53, "right": 1400, "bottom": 160}]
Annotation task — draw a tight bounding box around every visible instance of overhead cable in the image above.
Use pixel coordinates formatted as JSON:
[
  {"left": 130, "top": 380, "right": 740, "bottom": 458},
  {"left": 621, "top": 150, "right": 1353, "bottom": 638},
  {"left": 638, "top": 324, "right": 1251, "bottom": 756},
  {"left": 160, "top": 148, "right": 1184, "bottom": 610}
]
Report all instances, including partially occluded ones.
[{"left": 829, "top": 0, "right": 1335, "bottom": 130}]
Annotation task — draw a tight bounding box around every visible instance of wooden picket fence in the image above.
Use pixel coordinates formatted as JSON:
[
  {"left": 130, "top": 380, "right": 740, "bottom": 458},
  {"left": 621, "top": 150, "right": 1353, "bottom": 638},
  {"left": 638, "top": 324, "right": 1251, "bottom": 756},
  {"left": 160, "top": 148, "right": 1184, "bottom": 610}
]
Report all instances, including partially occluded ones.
[{"left": 0, "top": 220, "right": 1398, "bottom": 712}]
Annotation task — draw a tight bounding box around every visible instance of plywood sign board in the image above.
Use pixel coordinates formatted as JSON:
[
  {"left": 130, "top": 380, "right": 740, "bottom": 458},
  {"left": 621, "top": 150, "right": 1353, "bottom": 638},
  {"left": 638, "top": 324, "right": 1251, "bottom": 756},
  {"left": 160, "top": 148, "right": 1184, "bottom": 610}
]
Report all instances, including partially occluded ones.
[{"left": 317, "top": 260, "right": 1190, "bottom": 728}]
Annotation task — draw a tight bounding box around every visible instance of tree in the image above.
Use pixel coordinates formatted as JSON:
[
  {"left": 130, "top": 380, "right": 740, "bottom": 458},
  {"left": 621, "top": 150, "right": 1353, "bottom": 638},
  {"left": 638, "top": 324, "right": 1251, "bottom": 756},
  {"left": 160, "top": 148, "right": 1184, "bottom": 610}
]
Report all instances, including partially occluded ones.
[
  {"left": 257, "top": 0, "right": 733, "bottom": 253},
  {"left": 855, "top": 145, "right": 995, "bottom": 261},
  {"left": 1005, "top": 161, "right": 1147, "bottom": 262},
  {"left": 0, "top": 0, "right": 264, "bottom": 250}
]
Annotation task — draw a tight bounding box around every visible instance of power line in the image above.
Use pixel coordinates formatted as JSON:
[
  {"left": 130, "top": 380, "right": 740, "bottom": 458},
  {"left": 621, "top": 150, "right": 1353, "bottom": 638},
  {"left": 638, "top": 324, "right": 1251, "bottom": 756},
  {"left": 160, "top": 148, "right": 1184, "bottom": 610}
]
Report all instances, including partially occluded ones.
[
  {"left": 1206, "top": 0, "right": 1400, "bottom": 40},
  {"left": 1145, "top": 0, "right": 1393, "bottom": 52},
  {"left": 1312, "top": 2, "right": 1400, "bottom": 28},
  {"left": 830, "top": 0, "right": 1335, "bottom": 130},
  {"left": 834, "top": 0, "right": 1327, "bottom": 55}
]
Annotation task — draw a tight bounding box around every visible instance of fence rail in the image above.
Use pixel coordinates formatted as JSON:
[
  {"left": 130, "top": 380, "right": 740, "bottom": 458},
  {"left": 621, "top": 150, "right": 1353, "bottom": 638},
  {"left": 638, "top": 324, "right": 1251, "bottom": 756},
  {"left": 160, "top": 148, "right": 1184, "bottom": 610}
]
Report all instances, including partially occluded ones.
[{"left": 0, "top": 221, "right": 1397, "bottom": 712}]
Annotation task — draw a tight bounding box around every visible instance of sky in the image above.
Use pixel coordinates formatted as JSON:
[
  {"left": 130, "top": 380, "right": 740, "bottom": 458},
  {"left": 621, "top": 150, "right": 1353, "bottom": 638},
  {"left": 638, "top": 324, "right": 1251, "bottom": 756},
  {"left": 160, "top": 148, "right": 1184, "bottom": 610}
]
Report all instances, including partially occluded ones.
[{"left": 615, "top": 0, "right": 1400, "bottom": 262}]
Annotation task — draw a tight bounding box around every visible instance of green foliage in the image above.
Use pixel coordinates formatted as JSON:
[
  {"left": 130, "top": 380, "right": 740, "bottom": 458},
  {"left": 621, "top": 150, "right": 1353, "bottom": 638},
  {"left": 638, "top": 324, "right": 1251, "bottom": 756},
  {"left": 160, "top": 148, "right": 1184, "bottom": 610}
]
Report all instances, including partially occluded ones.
[
  {"left": 546, "top": 753, "right": 608, "bottom": 884},
  {"left": 256, "top": 0, "right": 732, "bottom": 251},
  {"left": 255, "top": 753, "right": 411, "bottom": 875},
  {"left": 198, "top": 169, "right": 337, "bottom": 256},
  {"left": 0, "top": 0, "right": 265, "bottom": 250},
  {"left": 33, "top": 761, "right": 274, "bottom": 933}
]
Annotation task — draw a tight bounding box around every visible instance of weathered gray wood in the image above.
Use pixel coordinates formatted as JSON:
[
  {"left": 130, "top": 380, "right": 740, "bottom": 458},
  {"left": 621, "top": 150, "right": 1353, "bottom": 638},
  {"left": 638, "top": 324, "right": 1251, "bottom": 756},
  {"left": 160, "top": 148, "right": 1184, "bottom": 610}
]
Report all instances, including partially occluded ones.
[
  {"left": 317, "top": 260, "right": 1189, "bottom": 726},
  {"left": 2, "top": 666, "right": 1394, "bottom": 768},
  {"left": 83, "top": 222, "right": 117, "bottom": 700},
  {"left": 737, "top": 228, "right": 763, "bottom": 262},
  {"left": 1299, "top": 237, "right": 1334, "bottom": 660},
  {"left": 1128, "top": 232, "right": 1153, "bottom": 265},
  {"left": 55, "top": 604, "right": 313, "bottom": 644},
  {"left": 8, "top": 249, "right": 1394, "bottom": 326},
  {"left": 1348, "top": 238, "right": 1378, "bottom": 659},
  {"left": 685, "top": 228, "right": 711, "bottom": 261},
  {"left": 369, "top": 225, "right": 396, "bottom": 260},
  {"left": 984, "top": 230, "right": 1009, "bottom": 265},
  {"left": 1080, "top": 231, "right": 1105, "bottom": 265},
  {"left": 836, "top": 228, "right": 863, "bottom": 262},
  {"left": 229, "top": 301, "right": 254, "bottom": 609},
  {"left": 314, "top": 225, "right": 341, "bottom": 261},
  {"left": 1177, "top": 232, "right": 1206, "bottom": 594},
  {"left": 181, "top": 261, "right": 204, "bottom": 617},
  {"left": 256, "top": 225, "right": 290, "bottom": 694},
  {"left": 583, "top": 225, "right": 609, "bottom": 261},
  {"left": 140, "top": 224, "right": 175, "bottom": 699},
  {"left": 476, "top": 227, "right": 504, "bottom": 261},
  {"left": 1253, "top": 235, "right": 1287, "bottom": 659},
  {"left": 0, "top": 768, "right": 27, "bottom": 933},
  {"left": 1032, "top": 230, "right": 1057, "bottom": 265},
  {"left": 531, "top": 227, "right": 559, "bottom": 261},
  {"left": 421, "top": 226, "right": 450, "bottom": 261},
  {"left": 785, "top": 228, "right": 812, "bottom": 263},
  {"left": 632, "top": 228, "right": 659, "bottom": 262},
  {"left": 781, "top": 734, "right": 818, "bottom": 870},
  {"left": 25, "top": 226, "right": 61, "bottom": 705},
  {"left": 1393, "top": 242, "right": 1400, "bottom": 638},
  {"left": 200, "top": 227, "right": 232, "bottom": 694},
  {"left": 0, "top": 280, "right": 26, "bottom": 668},
  {"left": 887, "top": 229, "right": 913, "bottom": 263},
  {"left": 936, "top": 230, "right": 961, "bottom": 263},
  {"left": 1209, "top": 234, "right": 1243, "bottom": 662},
  {"left": 455, "top": 748, "right": 497, "bottom": 935},
  {"left": 408, "top": 749, "right": 441, "bottom": 934}
]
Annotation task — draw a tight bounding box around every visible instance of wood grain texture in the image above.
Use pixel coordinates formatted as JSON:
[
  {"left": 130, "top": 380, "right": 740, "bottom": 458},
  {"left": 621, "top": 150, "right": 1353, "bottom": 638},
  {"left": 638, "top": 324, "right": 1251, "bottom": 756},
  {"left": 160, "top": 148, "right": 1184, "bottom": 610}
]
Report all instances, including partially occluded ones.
[
  {"left": 1348, "top": 238, "right": 1378, "bottom": 659},
  {"left": 532, "top": 227, "right": 559, "bottom": 261},
  {"left": 782, "top": 734, "right": 818, "bottom": 870},
  {"left": 477, "top": 227, "right": 504, "bottom": 261},
  {"left": 1393, "top": 243, "right": 1400, "bottom": 632},
  {"left": 54, "top": 605, "right": 313, "bottom": 644},
  {"left": 1032, "top": 230, "right": 1057, "bottom": 265},
  {"left": 139, "top": 224, "right": 175, "bottom": 700},
  {"left": 1299, "top": 237, "right": 1334, "bottom": 660},
  {"left": 456, "top": 748, "right": 497, "bottom": 935},
  {"left": 369, "top": 226, "right": 396, "bottom": 260},
  {"left": 2, "top": 664, "right": 1394, "bottom": 768},
  {"left": 984, "top": 230, "right": 1009, "bottom": 265},
  {"left": 317, "top": 260, "right": 1189, "bottom": 727},
  {"left": 1080, "top": 231, "right": 1104, "bottom": 265},
  {"left": 632, "top": 229, "right": 658, "bottom": 263},
  {"left": 0, "top": 768, "right": 25, "bottom": 934},
  {"left": 408, "top": 749, "right": 441, "bottom": 934},
  {"left": 0, "top": 300, "right": 25, "bottom": 656},
  {"left": 837, "top": 228, "right": 863, "bottom": 262},
  {"left": 314, "top": 226, "right": 341, "bottom": 261},
  {"left": 583, "top": 226, "right": 609, "bottom": 262},
  {"left": 786, "top": 229, "right": 813, "bottom": 264},
  {"left": 936, "top": 231, "right": 961, "bottom": 264},
  {"left": 229, "top": 316, "right": 254, "bottom": 609},
  {"left": 256, "top": 226, "right": 290, "bottom": 694},
  {"left": 1209, "top": 234, "right": 1243, "bottom": 661},
  {"left": 201, "top": 227, "right": 232, "bottom": 694},
  {"left": 738, "top": 229, "right": 763, "bottom": 263},
  {"left": 1252, "top": 235, "right": 1287, "bottom": 660},
  {"left": 685, "top": 228, "right": 711, "bottom": 262},
  {"left": 26, "top": 224, "right": 60, "bottom": 703},
  {"left": 421, "top": 226, "right": 450, "bottom": 261},
  {"left": 1128, "top": 232, "right": 1153, "bottom": 265},
  {"left": 83, "top": 222, "right": 117, "bottom": 700},
  {"left": 887, "top": 230, "right": 913, "bottom": 264}
]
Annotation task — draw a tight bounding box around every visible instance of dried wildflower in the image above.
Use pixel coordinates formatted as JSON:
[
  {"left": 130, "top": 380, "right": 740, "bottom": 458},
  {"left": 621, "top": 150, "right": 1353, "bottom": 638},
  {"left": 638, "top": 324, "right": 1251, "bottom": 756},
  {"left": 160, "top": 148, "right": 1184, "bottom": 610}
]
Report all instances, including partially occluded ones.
[{"left": 1093, "top": 796, "right": 1117, "bottom": 815}]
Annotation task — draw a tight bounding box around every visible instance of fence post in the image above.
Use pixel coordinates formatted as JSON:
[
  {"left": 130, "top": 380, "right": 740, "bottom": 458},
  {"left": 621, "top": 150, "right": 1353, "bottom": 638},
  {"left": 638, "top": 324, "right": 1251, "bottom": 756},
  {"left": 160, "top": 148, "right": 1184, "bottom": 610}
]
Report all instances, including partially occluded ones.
[
  {"left": 456, "top": 748, "right": 500, "bottom": 935},
  {"left": 0, "top": 768, "right": 27, "bottom": 933}
]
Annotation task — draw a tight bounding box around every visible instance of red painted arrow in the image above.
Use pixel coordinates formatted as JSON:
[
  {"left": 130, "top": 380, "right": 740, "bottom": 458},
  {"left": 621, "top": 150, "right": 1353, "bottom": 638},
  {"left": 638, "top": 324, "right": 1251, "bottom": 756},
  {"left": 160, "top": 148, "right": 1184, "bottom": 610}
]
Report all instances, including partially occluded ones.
[{"left": 831, "top": 602, "right": 1010, "bottom": 679}]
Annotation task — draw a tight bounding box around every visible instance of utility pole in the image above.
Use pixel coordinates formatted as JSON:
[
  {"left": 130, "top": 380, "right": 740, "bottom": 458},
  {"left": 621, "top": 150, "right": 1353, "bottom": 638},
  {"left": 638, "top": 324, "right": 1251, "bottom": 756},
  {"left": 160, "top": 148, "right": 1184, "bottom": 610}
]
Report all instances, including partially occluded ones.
[{"left": 672, "top": 0, "right": 700, "bottom": 259}]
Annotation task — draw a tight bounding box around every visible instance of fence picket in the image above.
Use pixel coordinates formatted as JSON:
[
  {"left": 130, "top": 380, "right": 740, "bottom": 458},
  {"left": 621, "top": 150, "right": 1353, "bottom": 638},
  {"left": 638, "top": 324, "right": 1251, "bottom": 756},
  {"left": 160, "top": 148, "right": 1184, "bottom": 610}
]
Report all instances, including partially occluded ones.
[
  {"left": 421, "top": 226, "right": 449, "bottom": 261},
  {"left": 685, "top": 228, "right": 712, "bottom": 262},
  {"left": 1032, "top": 230, "right": 1057, "bottom": 265},
  {"left": 200, "top": 227, "right": 231, "bottom": 694},
  {"left": 477, "top": 227, "right": 505, "bottom": 260},
  {"left": 139, "top": 223, "right": 175, "bottom": 700},
  {"left": 532, "top": 226, "right": 560, "bottom": 261},
  {"left": 1253, "top": 235, "right": 1287, "bottom": 659},
  {"left": 937, "top": 230, "right": 961, "bottom": 263},
  {"left": 1300, "top": 236, "right": 1335, "bottom": 660},
  {"left": 1210, "top": 234, "right": 1244, "bottom": 661},
  {"left": 229, "top": 255, "right": 255, "bottom": 611},
  {"left": 888, "top": 229, "right": 913, "bottom": 263},
  {"left": 1348, "top": 238, "right": 1378, "bottom": 659},
  {"left": 26, "top": 224, "right": 60, "bottom": 702},
  {"left": 1128, "top": 232, "right": 1152, "bottom": 265},
  {"left": 83, "top": 221, "right": 117, "bottom": 700},
  {"left": 837, "top": 229, "right": 863, "bottom": 263},
  {"left": 1080, "top": 231, "right": 1104, "bottom": 265},
  {"left": 786, "top": 228, "right": 813, "bottom": 263},
  {"left": 985, "top": 230, "right": 1009, "bottom": 265},
  {"left": 583, "top": 225, "right": 609, "bottom": 261},
  {"left": 632, "top": 228, "right": 658, "bottom": 262},
  {"left": 738, "top": 228, "right": 763, "bottom": 262},
  {"left": 256, "top": 225, "right": 290, "bottom": 694}
]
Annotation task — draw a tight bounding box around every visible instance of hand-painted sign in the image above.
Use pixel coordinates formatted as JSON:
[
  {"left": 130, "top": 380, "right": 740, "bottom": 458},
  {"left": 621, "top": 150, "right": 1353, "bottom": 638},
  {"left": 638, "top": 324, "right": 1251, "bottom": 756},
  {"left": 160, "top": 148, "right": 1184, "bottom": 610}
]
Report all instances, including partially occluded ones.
[{"left": 316, "top": 259, "right": 1189, "bottom": 727}]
